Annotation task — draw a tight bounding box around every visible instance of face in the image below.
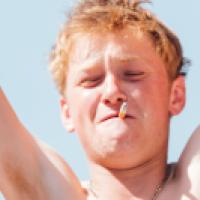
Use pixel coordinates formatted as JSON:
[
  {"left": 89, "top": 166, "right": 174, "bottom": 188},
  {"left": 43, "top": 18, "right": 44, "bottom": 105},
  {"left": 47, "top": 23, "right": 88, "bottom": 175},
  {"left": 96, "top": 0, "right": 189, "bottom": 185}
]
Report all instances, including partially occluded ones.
[{"left": 61, "top": 28, "right": 185, "bottom": 169}]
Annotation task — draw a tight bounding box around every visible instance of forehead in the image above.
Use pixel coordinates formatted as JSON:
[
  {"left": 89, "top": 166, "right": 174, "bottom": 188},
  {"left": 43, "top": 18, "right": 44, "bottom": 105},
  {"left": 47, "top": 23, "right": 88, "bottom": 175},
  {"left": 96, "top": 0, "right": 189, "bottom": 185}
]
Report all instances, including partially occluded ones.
[{"left": 68, "top": 28, "right": 165, "bottom": 72}]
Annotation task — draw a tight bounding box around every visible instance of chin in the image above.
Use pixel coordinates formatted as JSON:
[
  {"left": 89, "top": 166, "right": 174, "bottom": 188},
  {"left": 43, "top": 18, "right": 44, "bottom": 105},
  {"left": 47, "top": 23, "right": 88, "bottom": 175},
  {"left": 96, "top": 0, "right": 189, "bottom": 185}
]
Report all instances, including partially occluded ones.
[
  {"left": 95, "top": 151, "right": 142, "bottom": 170},
  {"left": 96, "top": 123, "right": 136, "bottom": 141},
  {"left": 91, "top": 136, "right": 137, "bottom": 163}
]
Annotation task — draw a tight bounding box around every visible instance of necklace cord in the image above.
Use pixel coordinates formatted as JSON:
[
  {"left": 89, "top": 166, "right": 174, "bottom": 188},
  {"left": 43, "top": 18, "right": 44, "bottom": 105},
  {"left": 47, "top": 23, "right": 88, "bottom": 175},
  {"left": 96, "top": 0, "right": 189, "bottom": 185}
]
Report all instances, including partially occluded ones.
[{"left": 87, "top": 164, "right": 176, "bottom": 200}]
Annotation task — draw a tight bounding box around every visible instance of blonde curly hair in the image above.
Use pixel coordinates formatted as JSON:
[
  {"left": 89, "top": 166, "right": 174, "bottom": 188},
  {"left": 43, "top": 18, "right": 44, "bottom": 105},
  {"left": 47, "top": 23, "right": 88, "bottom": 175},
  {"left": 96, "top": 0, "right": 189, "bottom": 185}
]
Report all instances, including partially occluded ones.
[{"left": 50, "top": 0, "right": 188, "bottom": 96}]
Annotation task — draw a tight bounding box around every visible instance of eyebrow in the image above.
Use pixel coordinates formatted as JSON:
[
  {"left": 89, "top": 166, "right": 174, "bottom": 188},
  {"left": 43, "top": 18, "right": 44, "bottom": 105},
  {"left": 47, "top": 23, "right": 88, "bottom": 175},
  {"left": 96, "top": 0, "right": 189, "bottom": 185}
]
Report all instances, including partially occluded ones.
[
  {"left": 76, "top": 54, "right": 142, "bottom": 74},
  {"left": 76, "top": 55, "right": 102, "bottom": 73},
  {"left": 115, "top": 55, "right": 140, "bottom": 62}
]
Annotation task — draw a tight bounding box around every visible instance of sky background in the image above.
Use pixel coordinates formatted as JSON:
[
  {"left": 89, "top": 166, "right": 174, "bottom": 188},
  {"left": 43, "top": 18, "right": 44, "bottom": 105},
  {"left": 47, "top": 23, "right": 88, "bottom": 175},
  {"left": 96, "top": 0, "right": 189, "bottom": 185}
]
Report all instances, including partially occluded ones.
[{"left": 0, "top": 0, "right": 200, "bottom": 198}]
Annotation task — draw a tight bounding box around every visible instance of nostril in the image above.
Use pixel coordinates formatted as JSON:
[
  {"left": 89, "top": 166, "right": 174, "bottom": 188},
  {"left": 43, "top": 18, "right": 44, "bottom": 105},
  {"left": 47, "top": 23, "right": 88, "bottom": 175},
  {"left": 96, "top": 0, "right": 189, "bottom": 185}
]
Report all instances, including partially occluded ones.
[
  {"left": 117, "top": 97, "right": 123, "bottom": 102},
  {"left": 103, "top": 98, "right": 123, "bottom": 105},
  {"left": 101, "top": 89, "right": 127, "bottom": 105},
  {"left": 104, "top": 99, "right": 110, "bottom": 105}
]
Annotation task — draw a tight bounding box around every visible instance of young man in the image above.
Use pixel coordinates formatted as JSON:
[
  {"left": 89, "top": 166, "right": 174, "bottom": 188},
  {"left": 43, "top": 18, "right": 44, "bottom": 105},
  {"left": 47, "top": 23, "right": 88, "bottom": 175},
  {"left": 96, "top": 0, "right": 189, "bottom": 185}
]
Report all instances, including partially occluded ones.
[{"left": 0, "top": 0, "right": 200, "bottom": 199}]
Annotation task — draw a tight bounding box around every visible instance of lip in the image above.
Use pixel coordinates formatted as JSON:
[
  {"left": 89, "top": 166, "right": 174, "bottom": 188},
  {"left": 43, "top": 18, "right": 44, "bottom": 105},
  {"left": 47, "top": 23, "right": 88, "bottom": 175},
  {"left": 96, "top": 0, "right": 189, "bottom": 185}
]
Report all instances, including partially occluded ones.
[{"left": 97, "top": 113, "right": 134, "bottom": 123}]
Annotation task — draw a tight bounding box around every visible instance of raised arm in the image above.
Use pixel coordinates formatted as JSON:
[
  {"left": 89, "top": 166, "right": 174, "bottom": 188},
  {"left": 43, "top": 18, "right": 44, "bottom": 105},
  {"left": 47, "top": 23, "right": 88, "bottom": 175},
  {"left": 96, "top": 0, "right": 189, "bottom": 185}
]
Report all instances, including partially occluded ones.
[
  {"left": 175, "top": 125, "right": 200, "bottom": 198},
  {"left": 0, "top": 88, "right": 86, "bottom": 200},
  {"left": 159, "top": 125, "right": 200, "bottom": 200}
]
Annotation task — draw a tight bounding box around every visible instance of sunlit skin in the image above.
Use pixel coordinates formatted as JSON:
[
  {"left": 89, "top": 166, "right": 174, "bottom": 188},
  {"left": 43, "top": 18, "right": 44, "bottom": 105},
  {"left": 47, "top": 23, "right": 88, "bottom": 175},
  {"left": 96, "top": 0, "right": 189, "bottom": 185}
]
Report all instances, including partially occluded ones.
[
  {"left": 0, "top": 27, "right": 200, "bottom": 200},
  {"left": 60, "top": 28, "right": 186, "bottom": 199},
  {"left": 63, "top": 29, "right": 171, "bottom": 168}
]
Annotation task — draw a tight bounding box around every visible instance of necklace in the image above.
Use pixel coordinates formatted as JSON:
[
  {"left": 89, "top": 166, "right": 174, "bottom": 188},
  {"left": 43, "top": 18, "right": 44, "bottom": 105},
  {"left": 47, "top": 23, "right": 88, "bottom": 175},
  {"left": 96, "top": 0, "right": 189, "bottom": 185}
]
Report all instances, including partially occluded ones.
[
  {"left": 88, "top": 181, "right": 165, "bottom": 200},
  {"left": 150, "top": 179, "right": 166, "bottom": 200},
  {"left": 87, "top": 164, "right": 175, "bottom": 200},
  {"left": 151, "top": 163, "right": 175, "bottom": 200}
]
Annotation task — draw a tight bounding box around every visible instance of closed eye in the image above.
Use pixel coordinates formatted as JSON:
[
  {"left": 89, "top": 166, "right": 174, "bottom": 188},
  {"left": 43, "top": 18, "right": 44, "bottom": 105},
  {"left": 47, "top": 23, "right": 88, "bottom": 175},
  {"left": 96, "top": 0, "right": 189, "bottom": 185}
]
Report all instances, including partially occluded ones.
[
  {"left": 125, "top": 71, "right": 144, "bottom": 76},
  {"left": 80, "top": 77, "right": 103, "bottom": 88},
  {"left": 124, "top": 71, "right": 145, "bottom": 80}
]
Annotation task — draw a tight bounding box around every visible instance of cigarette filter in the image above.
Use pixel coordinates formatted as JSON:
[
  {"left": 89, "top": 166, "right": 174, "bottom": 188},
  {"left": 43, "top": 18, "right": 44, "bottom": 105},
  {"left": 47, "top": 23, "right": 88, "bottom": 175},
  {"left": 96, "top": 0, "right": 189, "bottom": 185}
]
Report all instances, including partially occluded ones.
[{"left": 119, "top": 102, "right": 128, "bottom": 119}]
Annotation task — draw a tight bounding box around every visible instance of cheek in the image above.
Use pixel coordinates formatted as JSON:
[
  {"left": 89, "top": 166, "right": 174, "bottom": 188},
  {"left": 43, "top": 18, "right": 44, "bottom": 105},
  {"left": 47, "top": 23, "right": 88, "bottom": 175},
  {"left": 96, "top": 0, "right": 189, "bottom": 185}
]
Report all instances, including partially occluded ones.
[
  {"left": 143, "top": 85, "right": 170, "bottom": 133},
  {"left": 130, "top": 82, "right": 170, "bottom": 148},
  {"left": 68, "top": 89, "right": 101, "bottom": 155},
  {"left": 69, "top": 88, "right": 99, "bottom": 130},
  {"left": 129, "top": 80, "right": 170, "bottom": 121}
]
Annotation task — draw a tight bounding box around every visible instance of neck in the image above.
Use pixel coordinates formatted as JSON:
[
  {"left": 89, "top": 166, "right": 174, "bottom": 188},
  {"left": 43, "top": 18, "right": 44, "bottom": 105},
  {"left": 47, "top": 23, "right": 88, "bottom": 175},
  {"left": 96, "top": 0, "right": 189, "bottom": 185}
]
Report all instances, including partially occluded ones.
[{"left": 88, "top": 157, "right": 167, "bottom": 200}]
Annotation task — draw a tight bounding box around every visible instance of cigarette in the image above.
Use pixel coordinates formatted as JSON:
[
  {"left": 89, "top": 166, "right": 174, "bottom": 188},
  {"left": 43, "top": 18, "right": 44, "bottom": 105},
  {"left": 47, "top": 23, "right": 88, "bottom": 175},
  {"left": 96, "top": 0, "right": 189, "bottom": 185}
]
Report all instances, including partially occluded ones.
[{"left": 119, "top": 102, "right": 128, "bottom": 119}]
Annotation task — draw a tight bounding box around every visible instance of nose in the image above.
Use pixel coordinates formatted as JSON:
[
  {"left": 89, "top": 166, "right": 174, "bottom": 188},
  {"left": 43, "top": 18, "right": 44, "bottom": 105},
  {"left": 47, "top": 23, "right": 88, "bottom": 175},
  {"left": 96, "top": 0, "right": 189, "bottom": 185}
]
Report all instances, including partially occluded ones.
[{"left": 101, "top": 75, "right": 127, "bottom": 105}]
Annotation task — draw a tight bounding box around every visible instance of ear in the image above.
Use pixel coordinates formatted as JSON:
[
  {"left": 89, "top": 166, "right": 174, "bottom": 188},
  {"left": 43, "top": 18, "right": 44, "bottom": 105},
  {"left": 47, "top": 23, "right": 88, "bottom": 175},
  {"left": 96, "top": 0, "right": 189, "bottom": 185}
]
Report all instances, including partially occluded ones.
[
  {"left": 169, "top": 75, "right": 186, "bottom": 116},
  {"left": 60, "top": 97, "right": 75, "bottom": 133}
]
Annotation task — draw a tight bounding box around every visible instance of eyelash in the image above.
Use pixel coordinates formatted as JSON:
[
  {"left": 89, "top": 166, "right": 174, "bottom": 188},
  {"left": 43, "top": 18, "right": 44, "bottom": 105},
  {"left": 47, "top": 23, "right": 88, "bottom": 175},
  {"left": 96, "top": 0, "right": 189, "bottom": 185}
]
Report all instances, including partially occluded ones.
[
  {"left": 79, "top": 71, "right": 145, "bottom": 87},
  {"left": 80, "top": 77, "right": 102, "bottom": 88},
  {"left": 124, "top": 71, "right": 145, "bottom": 79}
]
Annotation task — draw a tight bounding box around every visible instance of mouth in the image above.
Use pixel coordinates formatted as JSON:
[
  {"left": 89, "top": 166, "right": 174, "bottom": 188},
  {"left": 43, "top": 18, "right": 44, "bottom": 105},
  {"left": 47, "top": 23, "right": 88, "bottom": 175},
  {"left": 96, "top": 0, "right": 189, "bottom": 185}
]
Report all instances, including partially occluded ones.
[{"left": 98, "top": 113, "right": 134, "bottom": 123}]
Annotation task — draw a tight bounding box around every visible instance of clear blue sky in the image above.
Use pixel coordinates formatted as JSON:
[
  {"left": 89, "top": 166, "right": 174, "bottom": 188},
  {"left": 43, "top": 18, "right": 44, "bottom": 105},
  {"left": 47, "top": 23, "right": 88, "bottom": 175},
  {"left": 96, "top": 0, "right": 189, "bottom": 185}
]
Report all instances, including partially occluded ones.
[{"left": 0, "top": 1, "right": 200, "bottom": 196}]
